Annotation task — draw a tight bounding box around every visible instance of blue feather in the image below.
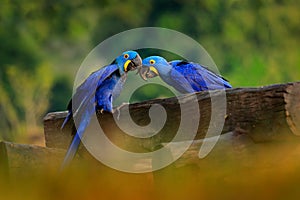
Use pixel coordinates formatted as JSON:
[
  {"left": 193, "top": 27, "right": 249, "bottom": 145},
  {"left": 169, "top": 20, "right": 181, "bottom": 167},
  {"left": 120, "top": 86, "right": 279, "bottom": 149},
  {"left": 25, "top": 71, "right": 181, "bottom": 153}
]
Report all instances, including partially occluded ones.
[
  {"left": 60, "top": 64, "right": 119, "bottom": 130},
  {"left": 170, "top": 61, "right": 232, "bottom": 92},
  {"left": 61, "top": 65, "right": 120, "bottom": 169},
  {"left": 60, "top": 50, "right": 141, "bottom": 169},
  {"left": 142, "top": 56, "right": 232, "bottom": 93}
]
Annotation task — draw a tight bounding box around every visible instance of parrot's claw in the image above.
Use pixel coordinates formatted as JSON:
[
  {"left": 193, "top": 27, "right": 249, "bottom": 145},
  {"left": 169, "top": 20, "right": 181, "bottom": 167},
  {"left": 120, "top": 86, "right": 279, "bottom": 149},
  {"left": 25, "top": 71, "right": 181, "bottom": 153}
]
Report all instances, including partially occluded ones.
[{"left": 113, "top": 102, "right": 130, "bottom": 120}]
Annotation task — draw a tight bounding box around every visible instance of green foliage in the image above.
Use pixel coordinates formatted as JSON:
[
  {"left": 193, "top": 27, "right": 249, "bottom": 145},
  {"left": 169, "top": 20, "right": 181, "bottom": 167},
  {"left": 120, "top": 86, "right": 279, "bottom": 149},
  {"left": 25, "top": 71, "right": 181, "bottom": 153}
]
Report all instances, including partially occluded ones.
[
  {"left": 48, "top": 75, "right": 72, "bottom": 112},
  {"left": 0, "top": 0, "right": 299, "bottom": 141},
  {"left": 130, "top": 83, "right": 175, "bottom": 103},
  {"left": 0, "top": 64, "right": 54, "bottom": 140}
]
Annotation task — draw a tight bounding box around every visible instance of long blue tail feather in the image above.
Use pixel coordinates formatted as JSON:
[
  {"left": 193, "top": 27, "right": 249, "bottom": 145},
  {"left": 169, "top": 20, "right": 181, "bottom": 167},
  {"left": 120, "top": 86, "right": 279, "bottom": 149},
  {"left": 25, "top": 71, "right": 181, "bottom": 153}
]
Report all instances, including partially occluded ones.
[
  {"left": 61, "top": 112, "right": 72, "bottom": 130},
  {"left": 60, "top": 110, "right": 92, "bottom": 170},
  {"left": 60, "top": 133, "right": 81, "bottom": 170}
]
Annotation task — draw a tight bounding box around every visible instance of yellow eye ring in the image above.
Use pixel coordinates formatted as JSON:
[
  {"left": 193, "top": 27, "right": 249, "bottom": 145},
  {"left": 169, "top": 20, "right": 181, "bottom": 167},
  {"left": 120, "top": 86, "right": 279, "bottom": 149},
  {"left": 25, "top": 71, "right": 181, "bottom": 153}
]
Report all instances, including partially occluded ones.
[
  {"left": 124, "top": 54, "right": 129, "bottom": 59},
  {"left": 149, "top": 59, "right": 155, "bottom": 64}
]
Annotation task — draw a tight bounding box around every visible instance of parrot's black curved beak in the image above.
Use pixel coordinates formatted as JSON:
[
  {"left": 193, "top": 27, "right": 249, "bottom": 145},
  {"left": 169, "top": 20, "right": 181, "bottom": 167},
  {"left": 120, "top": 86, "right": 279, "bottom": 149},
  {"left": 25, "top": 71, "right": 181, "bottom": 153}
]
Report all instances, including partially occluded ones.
[
  {"left": 138, "top": 66, "right": 158, "bottom": 81},
  {"left": 127, "top": 54, "right": 142, "bottom": 72},
  {"left": 138, "top": 67, "right": 149, "bottom": 81}
]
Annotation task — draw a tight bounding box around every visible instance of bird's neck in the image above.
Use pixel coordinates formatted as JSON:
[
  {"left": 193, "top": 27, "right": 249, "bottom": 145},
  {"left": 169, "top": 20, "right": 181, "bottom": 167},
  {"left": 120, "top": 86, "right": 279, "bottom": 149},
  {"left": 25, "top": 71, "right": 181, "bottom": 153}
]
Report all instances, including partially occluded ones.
[{"left": 156, "top": 63, "right": 172, "bottom": 75}]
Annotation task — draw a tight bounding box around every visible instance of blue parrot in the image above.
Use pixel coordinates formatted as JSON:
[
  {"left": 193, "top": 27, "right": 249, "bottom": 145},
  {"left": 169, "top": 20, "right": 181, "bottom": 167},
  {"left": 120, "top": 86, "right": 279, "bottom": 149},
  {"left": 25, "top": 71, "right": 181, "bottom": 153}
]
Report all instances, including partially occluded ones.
[
  {"left": 61, "top": 51, "right": 142, "bottom": 169},
  {"left": 139, "top": 56, "right": 232, "bottom": 93}
]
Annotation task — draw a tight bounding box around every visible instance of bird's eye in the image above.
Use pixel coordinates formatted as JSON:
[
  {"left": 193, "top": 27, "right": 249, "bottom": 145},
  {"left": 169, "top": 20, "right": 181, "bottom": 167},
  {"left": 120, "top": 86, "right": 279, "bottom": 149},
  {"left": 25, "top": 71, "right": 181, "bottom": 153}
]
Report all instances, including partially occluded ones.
[
  {"left": 124, "top": 54, "right": 129, "bottom": 59},
  {"left": 150, "top": 59, "right": 155, "bottom": 64}
]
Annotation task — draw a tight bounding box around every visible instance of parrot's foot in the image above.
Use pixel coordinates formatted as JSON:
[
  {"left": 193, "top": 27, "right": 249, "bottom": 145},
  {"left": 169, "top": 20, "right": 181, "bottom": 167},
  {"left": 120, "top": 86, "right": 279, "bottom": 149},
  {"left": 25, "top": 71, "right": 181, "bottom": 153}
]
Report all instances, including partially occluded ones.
[
  {"left": 113, "top": 103, "right": 130, "bottom": 120},
  {"left": 100, "top": 108, "right": 104, "bottom": 114}
]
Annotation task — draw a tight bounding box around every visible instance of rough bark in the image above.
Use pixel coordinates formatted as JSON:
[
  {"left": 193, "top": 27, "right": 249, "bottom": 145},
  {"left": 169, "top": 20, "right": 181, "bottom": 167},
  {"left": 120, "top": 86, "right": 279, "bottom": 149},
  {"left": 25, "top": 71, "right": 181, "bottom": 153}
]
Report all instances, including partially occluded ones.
[
  {"left": 0, "top": 141, "right": 70, "bottom": 176},
  {"left": 44, "top": 82, "right": 300, "bottom": 153}
]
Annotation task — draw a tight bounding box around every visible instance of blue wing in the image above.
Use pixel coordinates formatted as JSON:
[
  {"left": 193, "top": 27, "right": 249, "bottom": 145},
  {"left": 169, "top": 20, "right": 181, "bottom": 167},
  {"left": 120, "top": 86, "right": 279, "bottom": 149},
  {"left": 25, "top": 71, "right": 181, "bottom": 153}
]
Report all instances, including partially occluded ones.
[
  {"left": 61, "top": 64, "right": 119, "bottom": 129},
  {"left": 61, "top": 64, "right": 119, "bottom": 169},
  {"left": 169, "top": 61, "right": 231, "bottom": 93},
  {"left": 95, "top": 72, "right": 126, "bottom": 112}
]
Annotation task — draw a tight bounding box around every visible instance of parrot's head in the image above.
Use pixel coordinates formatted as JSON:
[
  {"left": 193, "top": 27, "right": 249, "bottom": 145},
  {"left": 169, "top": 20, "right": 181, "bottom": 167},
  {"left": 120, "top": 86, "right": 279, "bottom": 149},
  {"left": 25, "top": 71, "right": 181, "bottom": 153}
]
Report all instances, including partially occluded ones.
[
  {"left": 139, "top": 56, "right": 170, "bottom": 81},
  {"left": 115, "top": 51, "right": 142, "bottom": 75}
]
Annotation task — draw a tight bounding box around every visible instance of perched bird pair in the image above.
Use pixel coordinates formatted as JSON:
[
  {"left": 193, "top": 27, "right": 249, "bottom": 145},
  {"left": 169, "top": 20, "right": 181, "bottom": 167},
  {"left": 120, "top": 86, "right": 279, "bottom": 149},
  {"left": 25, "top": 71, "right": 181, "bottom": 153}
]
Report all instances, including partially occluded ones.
[{"left": 61, "top": 51, "right": 231, "bottom": 169}]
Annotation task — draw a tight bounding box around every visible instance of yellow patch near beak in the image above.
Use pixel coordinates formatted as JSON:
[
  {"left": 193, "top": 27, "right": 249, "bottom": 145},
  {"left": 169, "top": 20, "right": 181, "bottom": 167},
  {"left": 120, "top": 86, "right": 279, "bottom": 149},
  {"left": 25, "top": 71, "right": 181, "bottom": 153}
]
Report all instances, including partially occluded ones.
[
  {"left": 124, "top": 60, "right": 132, "bottom": 72},
  {"left": 149, "top": 66, "right": 159, "bottom": 75}
]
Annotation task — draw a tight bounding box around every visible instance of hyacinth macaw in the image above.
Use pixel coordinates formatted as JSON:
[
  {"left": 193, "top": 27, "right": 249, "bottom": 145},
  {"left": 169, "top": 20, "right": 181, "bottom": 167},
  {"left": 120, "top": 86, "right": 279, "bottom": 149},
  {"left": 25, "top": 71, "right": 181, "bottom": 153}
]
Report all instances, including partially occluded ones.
[
  {"left": 139, "top": 56, "right": 232, "bottom": 93},
  {"left": 61, "top": 51, "right": 142, "bottom": 168}
]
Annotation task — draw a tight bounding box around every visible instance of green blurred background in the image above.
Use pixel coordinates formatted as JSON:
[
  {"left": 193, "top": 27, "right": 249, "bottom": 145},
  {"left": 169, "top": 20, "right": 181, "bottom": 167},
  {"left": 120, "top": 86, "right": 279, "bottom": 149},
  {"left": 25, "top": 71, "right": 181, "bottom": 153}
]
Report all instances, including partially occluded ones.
[{"left": 0, "top": 0, "right": 299, "bottom": 143}]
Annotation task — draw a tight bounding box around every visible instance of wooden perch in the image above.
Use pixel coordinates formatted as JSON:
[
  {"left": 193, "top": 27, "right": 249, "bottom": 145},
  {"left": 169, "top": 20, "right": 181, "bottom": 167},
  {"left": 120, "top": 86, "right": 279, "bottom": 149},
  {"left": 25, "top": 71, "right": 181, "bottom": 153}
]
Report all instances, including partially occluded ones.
[
  {"left": 0, "top": 141, "right": 76, "bottom": 177},
  {"left": 168, "top": 131, "right": 300, "bottom": 169},
  {"left": 44, "top": 82, "right": 300, "bottom": 153}
]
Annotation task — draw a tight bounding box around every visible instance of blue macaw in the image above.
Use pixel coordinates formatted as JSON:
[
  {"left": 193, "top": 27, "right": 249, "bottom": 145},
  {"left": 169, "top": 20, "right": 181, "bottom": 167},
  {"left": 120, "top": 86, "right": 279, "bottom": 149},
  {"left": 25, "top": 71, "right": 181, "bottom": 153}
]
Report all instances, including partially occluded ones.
[
  {"left": 139, "top": 56, "right": 232, "bottom": 93},
  {"left": 61, "top": 51, "right": 142, "bottom": 168}
]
